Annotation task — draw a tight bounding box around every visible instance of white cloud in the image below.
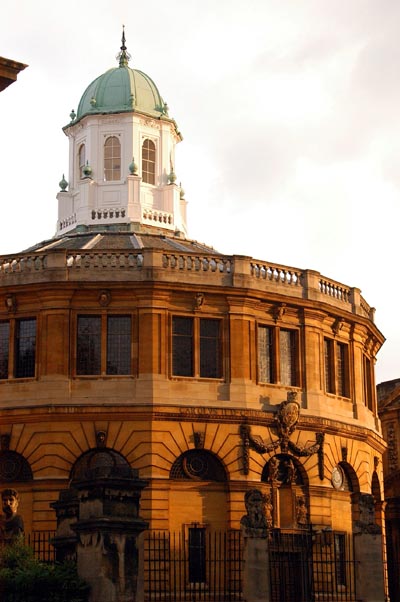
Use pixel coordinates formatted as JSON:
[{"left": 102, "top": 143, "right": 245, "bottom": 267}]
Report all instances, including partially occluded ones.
[{"left": 0, "top": 0, "right": 399, "bottom": 382}]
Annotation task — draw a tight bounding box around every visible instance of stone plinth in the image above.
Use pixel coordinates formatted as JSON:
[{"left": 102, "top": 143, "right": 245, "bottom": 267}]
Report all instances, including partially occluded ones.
[
  {"left": 242, "top": 537, "right": 271, "bottom": 602},
  {"left": 354, "top": 532, "right": 385, "bottom": 602},
  {"left": 52, "top": 462, "right": 148, "bottom": 602}
]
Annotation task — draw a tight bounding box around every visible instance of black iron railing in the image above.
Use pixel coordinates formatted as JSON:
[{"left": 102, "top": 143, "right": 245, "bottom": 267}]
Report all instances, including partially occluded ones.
[
  {"left": 144, "top": 529, "right": 243, "bottom": 601},
  {"left": 25, "top": 531, "right": 56, "bottom": 563}
]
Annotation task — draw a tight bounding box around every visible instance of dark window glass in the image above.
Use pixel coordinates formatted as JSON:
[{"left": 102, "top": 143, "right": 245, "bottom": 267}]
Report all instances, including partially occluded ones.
[
  {"left": 142, "top": 139, "right": 156, "bottom": 184},
  {"left": 172, "top": 317, "right": 193, "bottom": 376},
  {"left": 77, "top": 316, "right": 101, "bottom": 375},
  {"left": 78, "top": 144, "right": 86, "bottom": 179},
  {"left": 364, "top": 356, "right": 373, "bottom": 410},
  {"left": 188, "top": 527, "right": 206, "bottom": 583},
  {"left": 336, "top": 343, "right": 349, "bottom": 397},
  {"left": 324, "top": 339, "right": 335, "bottom": 393},
  {"left": 0, "top": 321, "right": 10, "bottom": 379},
  {"left": 15, "top": 318, "right": 36, "bottom": 378},
  {"left": 107, "top": 316, "right": 131, "bottom": 375},
  {"left": 280, "top": 329, "right": 297, "bottom": 386},
  {"left": 104, "top": 136, "right": 121, "bottom": 181},
  {"left": 258, "top": 326, "right": 273, "bottom": 383},
  {"left": 200, "top": 319, "right": 221, "bottom": 378},
  {"left": 334, "top": 533, "right": 346, "bottom": 587}
]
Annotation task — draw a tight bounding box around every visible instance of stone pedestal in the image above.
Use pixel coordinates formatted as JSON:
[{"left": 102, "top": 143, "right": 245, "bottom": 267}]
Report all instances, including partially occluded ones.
[
  {"left": 51, "top": 487, "right": 79, "bottom": 562},
  {"left": 242, "top": 537, "right": 271, "bottom": 602},
  {"left": 240, "top": 489, "right": 271, "bottom": 602},
  {"left": 52, "top": 461, "right": 148, "bottom": 602},
  {"left": 354, "top": 532, "right": 385, "bottom": 602}
]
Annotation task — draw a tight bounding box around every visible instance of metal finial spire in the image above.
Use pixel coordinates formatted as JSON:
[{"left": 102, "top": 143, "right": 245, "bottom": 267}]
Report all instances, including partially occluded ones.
[{"left": 117, "top": 25, "right": 131, "bottom": 67}]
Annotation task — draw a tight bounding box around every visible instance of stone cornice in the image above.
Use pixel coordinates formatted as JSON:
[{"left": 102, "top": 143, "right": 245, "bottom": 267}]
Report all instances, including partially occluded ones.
[{"left": 0, "top": 403, "right": 385, "bottom": 451}]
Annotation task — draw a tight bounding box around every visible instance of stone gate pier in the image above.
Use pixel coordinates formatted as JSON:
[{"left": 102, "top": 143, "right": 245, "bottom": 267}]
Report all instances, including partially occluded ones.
[{"left": 52, "top": 456, "right": 148, "bottom": 602}]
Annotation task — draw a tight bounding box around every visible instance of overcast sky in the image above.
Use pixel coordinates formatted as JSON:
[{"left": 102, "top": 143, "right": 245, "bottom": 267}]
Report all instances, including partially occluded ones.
[{"left": 1, "top": 0, "right": 399, "bottom": 384}]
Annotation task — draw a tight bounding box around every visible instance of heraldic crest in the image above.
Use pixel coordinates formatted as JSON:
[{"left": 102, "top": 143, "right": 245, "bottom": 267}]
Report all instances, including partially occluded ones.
[{"left": 240, "top": 391, "right": 324, "bottom": 479}]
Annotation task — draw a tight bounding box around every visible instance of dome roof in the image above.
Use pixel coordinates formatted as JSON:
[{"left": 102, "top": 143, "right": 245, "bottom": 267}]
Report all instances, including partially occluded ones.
[
  {"left": 74, "top": 30, "right": 169, "bottom": 122},
  {"left": 76, "top": 66, "right": 168, "bottom": 121}
]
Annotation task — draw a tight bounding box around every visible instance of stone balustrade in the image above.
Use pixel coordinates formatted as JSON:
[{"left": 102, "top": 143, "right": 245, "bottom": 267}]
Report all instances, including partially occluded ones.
[{"left": 0, "top": 248, "right": 375, "bottom": 321}]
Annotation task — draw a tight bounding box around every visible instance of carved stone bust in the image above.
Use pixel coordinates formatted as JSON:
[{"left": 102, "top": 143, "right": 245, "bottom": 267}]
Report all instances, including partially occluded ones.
[
  {"left": 240, "top": 488, "right": 269, "bottom": 537},
  {"left": 0, "top": 488, "right": 24, "bottom": 544}
]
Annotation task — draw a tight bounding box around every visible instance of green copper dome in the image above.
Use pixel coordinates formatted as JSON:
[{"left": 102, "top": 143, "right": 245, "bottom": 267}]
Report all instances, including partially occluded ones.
[
  {"left": 76, "top": 66, "right": 168, "bottom": 120},
  {"left": 74, "top": 30, "right": 169, "bottom": 122}
]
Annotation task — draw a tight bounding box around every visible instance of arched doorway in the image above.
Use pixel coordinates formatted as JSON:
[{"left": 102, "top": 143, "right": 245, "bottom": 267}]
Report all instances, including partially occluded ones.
[{"left": 261, "top": 453, "right": 308, "bottom": 530}]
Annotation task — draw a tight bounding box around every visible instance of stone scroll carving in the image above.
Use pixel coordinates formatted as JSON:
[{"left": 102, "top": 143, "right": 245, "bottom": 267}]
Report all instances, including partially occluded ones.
[{"left": 240, "top": 391, "right": 325, "bottom": 479}]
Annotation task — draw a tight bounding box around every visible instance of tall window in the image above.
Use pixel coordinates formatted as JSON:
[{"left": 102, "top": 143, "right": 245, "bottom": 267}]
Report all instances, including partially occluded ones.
[
  {"left": 336, "top": 343, "right": 349, "bottom": 397},
  {"left": 324, "top": 338, "right": 350, "bottom": 397},
  {"left": 0, "top": 321, "right": 10, "bottom": 379},
  {"left": 334, "top": 533, "right": 347, "bottom": 587},
  {"left": 324, "top": 339, "right": 335, "bottom": 393},
  {"left": 76, "top": 315, "right": 131, "bottom": 376},
  {"left": 104, "top": 136, "right": 121, "bottom": 181},
  {"left": 77, "top": 316, "right": 101, "bottom": 375},
  {"left": 188, "top": 527, "right": 206, "bottom": 584},
  {"left": 0, "top": 318, "right": 36, "bottom": 379},
  {"left": 15, "top": 319, "right": 36, "bottom": 378},
  {"left": 279, "top": 329, "right": 297, "bottom": 386},
  {"left": 258, "top": 326, "right": 273, "bottom": 383},
  {"left": 78, "top": 143, "right": 86, "bottom": 179},
  {"left": 172, "top": 317, "right": 193, "bottom": 377},
  {"left": 363, "top": 355, "right": 374, "bottom": 411},
  {"left": 258, "top": 325, "right": 298, "bottom": 386},
  {"left": 107, "top": 316, "right": 131, "bottom": 375},
  {"left": 172, "top": 317, "right": 222, "bottom": 378},
  {"left": 142, "top": 139, "right": 156, "bottom": 184}
]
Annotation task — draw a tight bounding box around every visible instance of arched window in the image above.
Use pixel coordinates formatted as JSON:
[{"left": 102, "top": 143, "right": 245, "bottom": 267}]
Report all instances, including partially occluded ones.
[
  {"left": 104, "top": 136, "right": 121, "bottom": 181},
  {"left": 170, "top": 450, "right": 227, "bottom": 482},
  {"left": 78, "top": 144, "right": 86, "bottom": 179},
  {"left": 0, "top": 450, "right": 33, "bottom": 482},
  {"left": 142, "top": 139, "right": 156, "bottom": 184}
]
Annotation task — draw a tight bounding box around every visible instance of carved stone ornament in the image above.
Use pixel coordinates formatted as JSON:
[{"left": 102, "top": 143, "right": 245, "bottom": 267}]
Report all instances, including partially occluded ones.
[
  {"left": 240, "top": 489, "right": 270, "bottom": 537},
  {"left": 332, "top": 317, "right": 344, "bottom": 336},
  {"left": 355, "top": 493, "right": 381, "bottom": 534},
  {"left": 193, "top": 431, "right": 205, "bottom": 449},
  {"left": 387, "top": 423, "right": 398, "bottom": 473},
  {"left": 276, "top": 392, "right": 300, "bottom": 447},
  {"left": 96, "top": 431, "right": 107, "bottom": 448},
  {"left": 194, "top": 292, "right": 204, "bottom": 311},
  {"left": 5, "top": 294, "right": 17, "bottom": 313},
  {"left": 331, "top": 465, "right": 345, "bottom": 490},
  {"left": 273, "top": 303, "right": 286, "bottom": 322},
  {"left": 296, "top": 495, "right": 308, "bottom": 525},
  {"left": 240, "top": 391, "right": 325, "bottom": 479},
  {"left": 98, "top": 290, "right": 111, "bottom": 307}
]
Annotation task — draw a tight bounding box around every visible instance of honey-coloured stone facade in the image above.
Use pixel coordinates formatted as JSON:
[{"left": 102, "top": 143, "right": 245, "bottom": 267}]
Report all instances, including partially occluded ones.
[{"left": 0, "top": 244, "right": 385, "bottom": 542}]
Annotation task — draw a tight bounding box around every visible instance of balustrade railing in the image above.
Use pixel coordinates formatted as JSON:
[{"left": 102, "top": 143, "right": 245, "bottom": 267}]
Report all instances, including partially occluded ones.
[
  {"left": 162, "top": 253, "right": 232, "bottom": 273},
  {"left": 66, "top": 251, "right": 144, "bottom": 269},
  {"left": 319, "top": 278, "right": 350, "bottom": 302},
  {"left": 0, "top": 248, "right": 375, "bottom": 320},
  {"left": 250, "top": 261, "right": 301, "bottom": 286},
  {"left": 0, "top": 253, "right": 47, "bottom": 274}
]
